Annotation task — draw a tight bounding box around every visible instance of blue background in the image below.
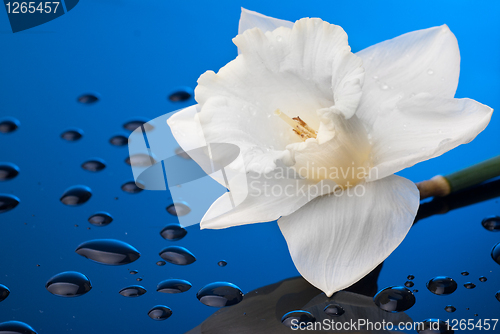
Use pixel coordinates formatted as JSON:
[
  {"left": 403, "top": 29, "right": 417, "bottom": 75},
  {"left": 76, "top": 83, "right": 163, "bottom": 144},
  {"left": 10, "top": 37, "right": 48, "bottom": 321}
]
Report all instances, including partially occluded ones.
[{"left": 0, "top": 0, "right": 499, "bottom": 333}]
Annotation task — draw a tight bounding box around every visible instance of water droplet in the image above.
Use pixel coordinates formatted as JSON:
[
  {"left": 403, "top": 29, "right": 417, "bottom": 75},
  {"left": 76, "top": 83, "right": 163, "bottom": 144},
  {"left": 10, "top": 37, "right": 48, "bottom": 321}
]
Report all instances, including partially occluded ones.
[
  {"left": 413, "top": 289, "right": 419, "bottom": 293},
  {"left": 218, "top": 260, "right": 227, "bottom": 267},
  {"left": 125, "top": 154, "right": 156, "bottom": 167},
  {"left": 490, "top": 242, "right": 500, "bottom": 265},
  {"left": 88, "top": 212, "right": 113, "bottom": 227},
  {"left": 0, "top": 194, "right": 20, "bottom": 213},
  {"left": 464, "top": 282, "right": 476, "bottom": 289},
  {"left": 75, "top": 239, "right": 141, "bottom": 265},
  {"left": 381, "top": 83, "right": 389, "bottom": 90},
  {"left": 160, "top": 224, "right": 187, "bottom": 241},
  {"left": 81, "top": 159, "right": 106, "bottom": 172},
  {"left": 121, "top": 181, "right": 143, "bottom": 194},
  {"left": 461, "top": 271, "right": 469, "bottom": 276},
  {"left": 169, "top": 89, "right": 192, "bottom": 102},
  {"left": 407, "top": 275, "right": 415, "bottom": 280},
  {"left": 426, "top": 276, "right": 457, "bottom": 295},
  {"left": 123, "top": 120, "right": 154, "bottom": 132},
  {"left": 0, "top": 284, "right": 10, "bottom": 302},
  {"left": 445, "top": 305, "right": 456, "bottom": 313},
  {"left": 0, "top": 163, "right": 19, "bottom": 181},
  {"left": 109, "top": 135, "right": 128, "bottom": 146},
  {"left": 157, "top": 279, "right": 192, "bottom": 294},
  {"left": 281, "top": 310, "right": 316, "bottom": 328},
  {"left": 427, "top": 69, "right": 434, "bottom": 75},
  {"left": 0, "top": 321, "right": 37, "bottom": 334},
  {"left": 197, "top": 282, "right": 244, "bottom": 307},
  {"left": 60, "top": 186, "right": 92, "bottom": 206},
  {"left": 45, "top": 271, "right": 92, "bottom": 297},
  {"left": 482, "top": 216, "right": 500, "bottom": 232},
  {"left": 77, "top": 94, "right": 99, "bottom": 104},
  {"left": 119, "top": 285, "right": 146, "bottom": 297},
  {"left": 129, "top": 270, "right": 138, "bottom": 275},
  {"left": 373, "top": 286, "right": 416, "bottom": 312},
  {"left": 159, "top": 246, "right": 196, "bottom": 265},
  {"left": 156, "top": 261, "right": 166, "bottom": 266},
  {"left": 148, "top": 305, "right": 172, "bottom": 320},
  {"left": 373, "top": 75, "right": 379, "bottom": 80},
  {"left": 323, "top": 304, "right": 345, "bottom": 317},
  {"left": 136, "top": 277, "right": 143, "bottom": 282},
  {"left": 479, "top": 276, "right": 487, "bottom": 282},
  {"left": 404, "top": 281, "right": 414, "bottom": 288},
  {"left": 174, "top": 147, "right": 191, "bottom": 159},
  {"left": 166, "top": 203, "right": 191, "bottom": 216},
  {"left": 61, "top": 129, "right": 83, "bottom": 141},
  {"left": 495, "top": 290, "right": 500, "bottom": 302},
  {"left": 0, "top": 118, "right": 20, "bottom": 133},
  {"left": 416, "top": 319, "right": 453, "bottom": 334}
]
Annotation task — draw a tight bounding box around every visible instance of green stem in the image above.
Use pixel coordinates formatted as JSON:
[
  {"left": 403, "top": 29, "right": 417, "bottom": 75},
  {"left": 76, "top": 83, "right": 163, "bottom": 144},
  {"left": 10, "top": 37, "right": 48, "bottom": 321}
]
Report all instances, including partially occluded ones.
[{"left": 444, "top": 155, "right": 500, "bottom": 193}]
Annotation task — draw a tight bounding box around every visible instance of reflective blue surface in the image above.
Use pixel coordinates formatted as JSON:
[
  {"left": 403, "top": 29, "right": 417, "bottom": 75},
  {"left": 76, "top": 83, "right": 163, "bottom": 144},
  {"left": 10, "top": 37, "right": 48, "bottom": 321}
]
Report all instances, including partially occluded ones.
[{"left": 0, "top": 1, "right": 499, "bottom": 333}]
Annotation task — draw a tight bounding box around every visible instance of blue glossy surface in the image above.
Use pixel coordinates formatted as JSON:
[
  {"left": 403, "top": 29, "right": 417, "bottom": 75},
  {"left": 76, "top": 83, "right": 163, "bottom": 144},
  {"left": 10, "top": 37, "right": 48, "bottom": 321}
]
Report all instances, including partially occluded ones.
[{"left": 0, "top": 1, "right": 499, "bottom": 333}]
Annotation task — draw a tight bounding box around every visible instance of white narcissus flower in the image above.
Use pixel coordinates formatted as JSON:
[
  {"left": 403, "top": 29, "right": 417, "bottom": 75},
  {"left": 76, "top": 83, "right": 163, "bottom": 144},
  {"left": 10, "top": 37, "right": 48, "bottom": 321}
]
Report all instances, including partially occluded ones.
[{"left": 167, "top": 8, "right": 493, "bottom": 297}]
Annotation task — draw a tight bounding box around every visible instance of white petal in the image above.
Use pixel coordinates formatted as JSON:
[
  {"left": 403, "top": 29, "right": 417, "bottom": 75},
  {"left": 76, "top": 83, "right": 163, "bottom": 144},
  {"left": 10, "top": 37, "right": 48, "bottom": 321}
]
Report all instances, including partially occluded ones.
[
  {"left": 238, "top": 8, "right": 293, "bottom": 36},
  {"left": 167, "top": 104, "right": 205, "bottom": 151},
  {"left": 201, "top": 170, "right": 338, "bottom": 229},
  {"left": 278, "top": 175, "right": 420, "bottom": 297},
  {"left": 356, "top": 25, "right": 460, "bottom": 126},
  {"left": 366, "top": 94, "right": 493, "bottom": 181},
  {"left": 196, "top": 18, "right": 364, "bottom": 174}
]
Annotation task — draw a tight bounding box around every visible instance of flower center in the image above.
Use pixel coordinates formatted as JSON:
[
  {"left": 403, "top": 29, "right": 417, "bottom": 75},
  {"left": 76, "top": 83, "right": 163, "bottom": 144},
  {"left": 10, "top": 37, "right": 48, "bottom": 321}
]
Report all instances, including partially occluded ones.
[{"left": 274, "top": 109, "right": 317, "bottom": 141}]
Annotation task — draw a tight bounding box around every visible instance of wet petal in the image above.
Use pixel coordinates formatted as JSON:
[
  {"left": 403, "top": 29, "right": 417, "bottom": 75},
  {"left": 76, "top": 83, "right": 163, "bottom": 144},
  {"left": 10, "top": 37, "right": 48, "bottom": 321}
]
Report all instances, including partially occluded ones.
[
  {"left": 201, "top": 170, "right": 338, "bottom": 229},
  {"left": 356, "top": 25, "right": 460, "bottom": 126},
  {"left": 278, "top": 175, "right": 419, "bottom": 297},
  {"left": 196, "top": 18, "right": 364, "bottom": 175},
  {"left": 366, "top": 94, "right": 493, "bottom": 181}
]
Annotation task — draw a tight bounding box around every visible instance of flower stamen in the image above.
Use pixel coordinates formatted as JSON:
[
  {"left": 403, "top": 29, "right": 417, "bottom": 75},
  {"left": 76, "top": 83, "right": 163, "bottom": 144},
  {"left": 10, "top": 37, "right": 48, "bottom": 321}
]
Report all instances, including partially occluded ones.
[{"left": 274, "top": 109, "right": 317, "bottom": 141}]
